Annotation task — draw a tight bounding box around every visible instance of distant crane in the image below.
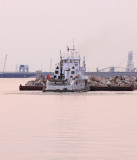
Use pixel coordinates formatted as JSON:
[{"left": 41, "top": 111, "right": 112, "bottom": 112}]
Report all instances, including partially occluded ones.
[
  {"left": 126, "top": 51, "right": 135, "bottom": 72},
  {"left": 3, "top": 54, "right": 7, "bottom": 73},
  {"left": 97, "top": 51, "right": 136, "bottom": 73}
]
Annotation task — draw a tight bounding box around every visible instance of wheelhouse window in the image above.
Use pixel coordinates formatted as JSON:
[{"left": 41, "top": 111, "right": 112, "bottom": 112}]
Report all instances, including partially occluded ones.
[
  {"left": 55, "top": 71, "right": 58, "bottom": 74},
  {"left": 71, "top": 71, "right": 75, "bottom": 74}
]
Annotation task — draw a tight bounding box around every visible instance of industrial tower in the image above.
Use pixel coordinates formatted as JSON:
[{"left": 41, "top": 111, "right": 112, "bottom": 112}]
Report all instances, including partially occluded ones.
[{"left": 126, "top": 51, "right": 135, "bottom": 72}]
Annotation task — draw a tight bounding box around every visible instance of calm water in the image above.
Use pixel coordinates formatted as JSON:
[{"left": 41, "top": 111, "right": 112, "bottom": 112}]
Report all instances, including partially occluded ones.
[{"left": 0, "top": 78, "right": 137, "bottom": 160}]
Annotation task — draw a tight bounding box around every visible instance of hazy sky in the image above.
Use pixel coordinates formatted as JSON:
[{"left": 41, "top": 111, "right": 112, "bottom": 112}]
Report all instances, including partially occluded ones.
[{"left": 0, "top": 0, "right": 137, "bottom": 72}]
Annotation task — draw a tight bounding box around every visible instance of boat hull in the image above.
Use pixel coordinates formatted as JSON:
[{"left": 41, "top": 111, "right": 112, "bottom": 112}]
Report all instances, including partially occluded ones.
[
  {"left": 45, "top": 79, "right": 88, "bottom": 92},
  {"left": 43, "top": 87, "right": 89, "bottom": 92}
]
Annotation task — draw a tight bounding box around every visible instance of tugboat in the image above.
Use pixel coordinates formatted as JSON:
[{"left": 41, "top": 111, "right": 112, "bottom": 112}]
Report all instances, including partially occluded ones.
[{"left": 43, "top": 45, "right": 89, "bottom": 92}]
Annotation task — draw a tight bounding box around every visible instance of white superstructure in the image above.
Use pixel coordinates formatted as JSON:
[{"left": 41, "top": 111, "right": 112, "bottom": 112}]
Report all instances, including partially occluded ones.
[{"left": 45, "top": 46, "right": 88, "bottom": 92}]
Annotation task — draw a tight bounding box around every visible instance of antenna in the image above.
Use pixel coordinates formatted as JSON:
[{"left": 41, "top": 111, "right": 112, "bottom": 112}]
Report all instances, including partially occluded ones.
[
  {"left": 50, "top": 57, "right": 52, "bottom": 72},
  {"left": 60, "top": 50, "right": 62, "bottom": 58},
  {"left": 73, "top": 38, "right": 75, "bottom": 51},
  {"left": 3, "top": 54, "right": 7, "bottom": 73}
]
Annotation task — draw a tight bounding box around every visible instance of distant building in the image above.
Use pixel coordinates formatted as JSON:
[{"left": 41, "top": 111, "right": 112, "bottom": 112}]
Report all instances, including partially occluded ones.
[{"left": 19, "top": 65, "right": 29, "bottom": 72}]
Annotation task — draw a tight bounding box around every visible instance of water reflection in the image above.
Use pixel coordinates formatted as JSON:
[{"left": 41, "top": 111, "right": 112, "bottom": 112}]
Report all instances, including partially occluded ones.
[{"left": 0, "top": 79, "right": 137, "bottom": 160}]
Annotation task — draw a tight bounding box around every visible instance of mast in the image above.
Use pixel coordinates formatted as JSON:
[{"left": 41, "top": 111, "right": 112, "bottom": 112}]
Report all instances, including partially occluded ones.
[
  {"left": 3, "top": 54, "right": 7, "bottom": 73},
  {"left": 60, "top": 50, "right": 63, "bottom": 79}
]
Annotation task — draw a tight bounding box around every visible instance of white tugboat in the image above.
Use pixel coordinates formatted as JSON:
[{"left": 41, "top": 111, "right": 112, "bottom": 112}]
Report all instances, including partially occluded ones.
[{"left": 44, "top": 45, "right": 89, "bottom": 92}]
